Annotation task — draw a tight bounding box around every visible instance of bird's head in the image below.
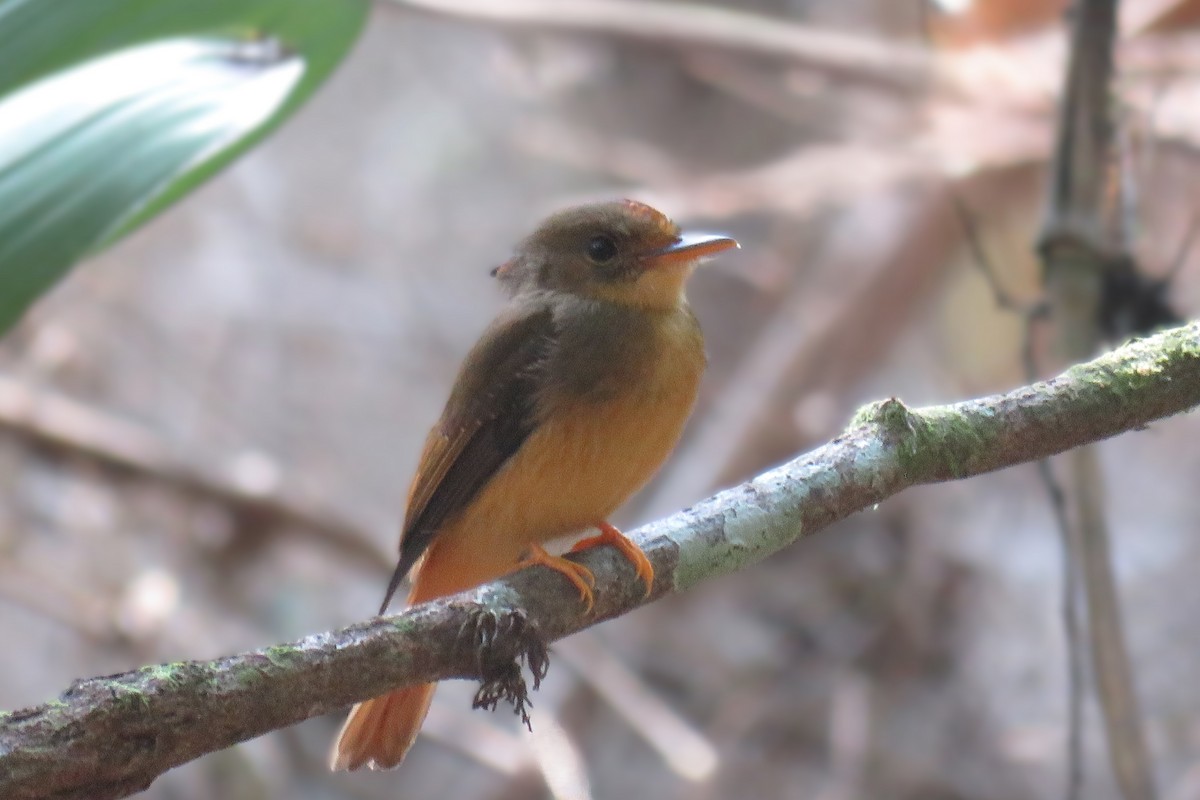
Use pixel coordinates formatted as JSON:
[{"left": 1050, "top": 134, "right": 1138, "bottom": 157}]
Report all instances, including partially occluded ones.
[{"left": 493, "top": 200, "right": 738, "bottom": 311}]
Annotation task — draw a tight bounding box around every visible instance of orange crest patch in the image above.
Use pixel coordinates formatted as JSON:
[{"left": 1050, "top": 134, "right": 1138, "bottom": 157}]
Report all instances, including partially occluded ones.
[{"left": 621, "top": 199, "right": 679, "bottom": 238}]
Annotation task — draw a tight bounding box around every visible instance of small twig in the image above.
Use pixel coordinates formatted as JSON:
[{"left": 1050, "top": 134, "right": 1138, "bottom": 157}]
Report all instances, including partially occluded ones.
[
  {"left": 422, "top": 698, "right": 531, "bottom": 776},
  {"left": 814, "top": 673, "right": 870, "bottom": 800},
  {"left": 1133, "top": 0, "right": 1200, "bottom": 34},
  {"left": 1118, "top": 111, "right": 1141, "bottom": 251},
  {"left": 0, "top": 560, "right": 115, "bottom": 644},
  {"left": 949, "top": 187, "right": 1039, "bottom": 315},
  {"left": 511, "top": 122, "right": 933, "bottom": 224},
  {"left": 916, "top": 0, "right": 934, "bottom": 49},
  {"left": 526, "top": 713, "right": 593, "bottom": 800},
  {"left": 948, "top": 181, "right": 1083, "bottom": 798},
  {"left": 384, "top": 0, "right": 934, "bottom": 93},
  {"left": 1165, "top": 212, "right": 1199, "bottom": 281},
  {"left": 556, "top": 633, "right": 718, "bottom": 782},
  {"left": 0, "top": 373, "right": 390, "bottom": 573},
  {"left": 1038, "top": 457, "right": 1086, "bottom": 800},
  {"left": 1038, "top": 2, "right": 1159, "bottom": 799},
  {"left": 1071, "top": 444, "right": 1158, "bottom": 800},
  {"left": 681, "top": 53, "right": 816, "bottom": 129}
]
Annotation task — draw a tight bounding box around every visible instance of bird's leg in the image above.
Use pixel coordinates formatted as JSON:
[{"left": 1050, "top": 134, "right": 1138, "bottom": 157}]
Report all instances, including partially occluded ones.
[
  {"left": 516, "top": 544, "right": 596, "bottom": 612},
  {"left": 569, "top": 521, "right": 654, "bottom": 598}
]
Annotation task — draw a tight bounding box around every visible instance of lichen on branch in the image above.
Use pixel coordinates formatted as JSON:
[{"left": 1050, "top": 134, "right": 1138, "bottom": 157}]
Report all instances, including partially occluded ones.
[{"left": 2, "top": 321, "right": 1198, "bottom": 800}]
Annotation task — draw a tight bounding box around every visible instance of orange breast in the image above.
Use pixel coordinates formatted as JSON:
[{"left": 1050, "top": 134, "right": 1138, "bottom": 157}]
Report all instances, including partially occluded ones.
[{"left": 419, "top": 310, "right": 704, "bottom": 593}]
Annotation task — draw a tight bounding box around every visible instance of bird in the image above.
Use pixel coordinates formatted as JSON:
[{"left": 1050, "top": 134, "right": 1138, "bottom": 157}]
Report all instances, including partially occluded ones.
[{"left": 330, "top": 199, "right": 738, "bottom": 771}]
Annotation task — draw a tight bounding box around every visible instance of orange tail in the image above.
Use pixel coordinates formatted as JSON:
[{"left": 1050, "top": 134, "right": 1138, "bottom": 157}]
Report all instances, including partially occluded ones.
[
  {"left": 330, "top": 538, "right": 506, "bottom": 770},
  {"left": 330, "top": 683, "right": 436, "bottom": 771}
]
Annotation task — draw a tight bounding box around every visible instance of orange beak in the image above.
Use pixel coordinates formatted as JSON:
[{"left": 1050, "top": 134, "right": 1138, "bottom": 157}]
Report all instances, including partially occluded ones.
[{"left": 639, "top": 232, "right": 739, "bottom": 267}]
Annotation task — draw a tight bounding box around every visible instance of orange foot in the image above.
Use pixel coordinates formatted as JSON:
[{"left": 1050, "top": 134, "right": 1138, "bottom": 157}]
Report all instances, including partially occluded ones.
[
  {"left": 569, "top": 522, "right": 654, "bottom": 599},
  {"left": 518, "top": 544, "right": 596, "bottom": 613}
]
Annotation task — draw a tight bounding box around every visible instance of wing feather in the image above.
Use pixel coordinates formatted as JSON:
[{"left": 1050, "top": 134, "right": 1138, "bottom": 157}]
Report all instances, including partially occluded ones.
[{"left": 379, "top": 303, "right": 554, "bottom": 612}]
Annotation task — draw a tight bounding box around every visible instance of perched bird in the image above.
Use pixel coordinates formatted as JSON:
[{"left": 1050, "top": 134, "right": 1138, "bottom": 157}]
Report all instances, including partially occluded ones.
[{"left": 330, "top": 199, "right": 738, "bottom": 771}]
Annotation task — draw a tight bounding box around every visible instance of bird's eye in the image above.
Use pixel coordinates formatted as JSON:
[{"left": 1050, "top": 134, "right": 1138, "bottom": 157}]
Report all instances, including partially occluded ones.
[{"left": 585, "top": 235, "right": 618, "bottom": 264}]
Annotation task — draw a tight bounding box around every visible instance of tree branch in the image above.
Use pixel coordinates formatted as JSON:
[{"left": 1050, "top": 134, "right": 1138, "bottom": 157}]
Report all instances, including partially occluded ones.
[
  {"left": 385, "top": 0, "right": 933, "bottom": 93},
  {"left": 1038, "top": 1, "right": 1160, "bottom": 797},
  {"left": 0, "top": 372, "right": 389, "bottom": 573},
  {"left": 3, "top": 322, "right": 1200, "bottom": 800}
]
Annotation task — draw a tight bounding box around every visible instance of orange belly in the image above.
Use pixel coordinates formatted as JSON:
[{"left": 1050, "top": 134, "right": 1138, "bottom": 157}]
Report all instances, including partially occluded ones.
[{"left": 414, "top": 319, "right": 704, "bottom": 596}]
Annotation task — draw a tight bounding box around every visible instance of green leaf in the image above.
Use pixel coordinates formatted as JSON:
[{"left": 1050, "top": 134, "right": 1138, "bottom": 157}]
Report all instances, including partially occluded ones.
[{"left": 0, "top": 0, "right": 368, "bottom": 334}]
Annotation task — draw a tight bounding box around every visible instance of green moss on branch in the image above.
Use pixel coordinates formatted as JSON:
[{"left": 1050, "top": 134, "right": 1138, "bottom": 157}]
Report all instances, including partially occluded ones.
[{"left": 2, "top": 322, "right": 1199, "bottom": 800}]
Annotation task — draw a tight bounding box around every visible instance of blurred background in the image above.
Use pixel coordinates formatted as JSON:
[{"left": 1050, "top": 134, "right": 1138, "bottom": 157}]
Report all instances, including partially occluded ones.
[{"left": 3, "top": 0, "right": 1200, "bottom": 798}]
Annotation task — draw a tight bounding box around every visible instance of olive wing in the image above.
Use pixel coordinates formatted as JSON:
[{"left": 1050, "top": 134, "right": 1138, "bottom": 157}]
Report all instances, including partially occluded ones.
[{"left": 379, "top": 304, "right": 554, "bottom": 612}]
